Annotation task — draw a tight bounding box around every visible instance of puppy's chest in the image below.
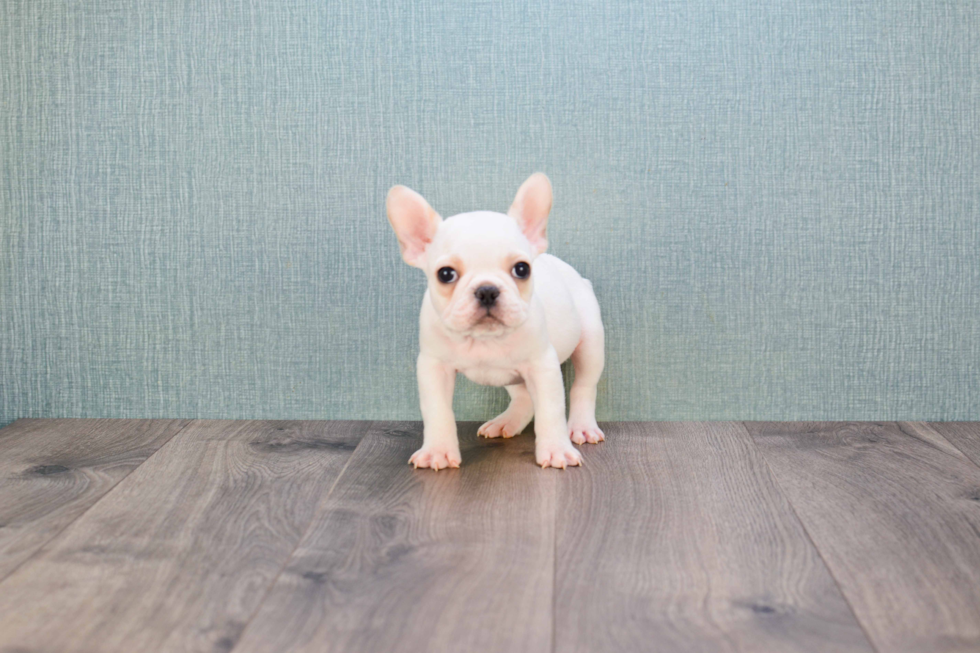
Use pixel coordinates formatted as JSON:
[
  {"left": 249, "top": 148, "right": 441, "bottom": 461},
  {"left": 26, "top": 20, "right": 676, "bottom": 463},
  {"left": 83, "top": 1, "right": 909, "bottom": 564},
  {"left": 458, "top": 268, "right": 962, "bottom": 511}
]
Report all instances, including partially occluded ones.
[
  {"left": 450, "top": 342, "right": 524, "bottom": 387},
  {"left": 458, "top": 365, "right": 523, "bottom": 387}
]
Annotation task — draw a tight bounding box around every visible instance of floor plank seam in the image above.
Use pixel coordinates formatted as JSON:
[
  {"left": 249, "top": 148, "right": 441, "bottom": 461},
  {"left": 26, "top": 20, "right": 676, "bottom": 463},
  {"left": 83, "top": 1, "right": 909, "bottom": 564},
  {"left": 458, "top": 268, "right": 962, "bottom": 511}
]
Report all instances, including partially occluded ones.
[
  {"left": 736, "top": 421, "right": 882, "bottom": 653},
  {"left": 228, "top": 420, "right": 375, "bottom": 653},
  {"left": 0, "top": 418, "right": 194, "bottom": 587},
  {"left": 551, "top": 467, "right": 559, "bottom": 653},
  {"left": 913, "top": 422, "right": 980, "bottom": 471}
]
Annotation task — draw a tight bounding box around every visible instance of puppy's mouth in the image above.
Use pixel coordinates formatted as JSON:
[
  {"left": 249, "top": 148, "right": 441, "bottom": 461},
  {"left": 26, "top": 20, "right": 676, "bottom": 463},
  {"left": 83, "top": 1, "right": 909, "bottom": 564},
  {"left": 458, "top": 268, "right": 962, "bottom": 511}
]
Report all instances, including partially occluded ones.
[
  {"left": 469, "top": 309, "right": 509, "bottom": 332},
  {"left": 441, "top": 293, "right": 526, "bottom": 336}
]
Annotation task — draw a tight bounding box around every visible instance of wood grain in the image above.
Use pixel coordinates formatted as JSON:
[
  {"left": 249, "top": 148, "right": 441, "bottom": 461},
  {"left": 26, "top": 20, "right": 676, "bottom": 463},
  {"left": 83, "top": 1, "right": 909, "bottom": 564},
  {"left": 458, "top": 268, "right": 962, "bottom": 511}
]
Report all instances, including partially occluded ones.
[
  {"left": 0, "top": 418, "right": 188, "bottom": 581},
  {"left": 233, "top": 422, "right": 556, "bottom": 653},
  {"left": 554, "top": 422, "right": 873, "bottom": 653},
  {"left": 744, "top": 421, "right": 980, "bottom": 653},
  {"left": 0, "top": 420, "right": 368, "bottom": 653},
  {"left": 923, "top": 422, "right": 980, "bottom": 469},
  {"left": 4, "top": 419, "right": 978, "bottom": 653}
]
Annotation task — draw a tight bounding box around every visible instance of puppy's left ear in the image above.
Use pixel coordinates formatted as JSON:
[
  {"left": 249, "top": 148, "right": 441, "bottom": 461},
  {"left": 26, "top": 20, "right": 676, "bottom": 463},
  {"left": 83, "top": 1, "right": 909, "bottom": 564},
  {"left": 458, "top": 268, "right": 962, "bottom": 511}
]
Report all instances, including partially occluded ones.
[
  {"left": 387, "top": 185, "right": 442, "bottom": 268},
  {"left": 507, "top": 172, "right": 552, "bottom": 255}
]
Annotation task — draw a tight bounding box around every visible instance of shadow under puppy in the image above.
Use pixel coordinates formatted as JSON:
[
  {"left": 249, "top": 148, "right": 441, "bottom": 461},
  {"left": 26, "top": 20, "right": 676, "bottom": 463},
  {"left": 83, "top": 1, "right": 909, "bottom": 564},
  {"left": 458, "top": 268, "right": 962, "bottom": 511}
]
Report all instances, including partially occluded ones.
[{"left": 386, "top": 173, "right": 605, "bottom": 470}]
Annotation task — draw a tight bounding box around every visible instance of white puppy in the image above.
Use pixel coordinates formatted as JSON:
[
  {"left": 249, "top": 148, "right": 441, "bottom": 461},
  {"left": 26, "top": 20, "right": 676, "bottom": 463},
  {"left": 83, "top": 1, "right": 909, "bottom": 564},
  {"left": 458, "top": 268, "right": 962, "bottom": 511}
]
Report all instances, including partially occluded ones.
[{"left": 386, "top": 173, "right": 605, "bottom": 470}]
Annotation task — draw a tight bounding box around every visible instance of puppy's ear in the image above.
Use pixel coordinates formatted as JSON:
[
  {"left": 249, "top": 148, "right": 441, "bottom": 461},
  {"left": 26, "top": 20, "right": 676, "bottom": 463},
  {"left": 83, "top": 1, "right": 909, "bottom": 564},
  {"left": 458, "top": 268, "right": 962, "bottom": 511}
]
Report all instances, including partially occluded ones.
[
  {"left": 386, "top": 185, "right": 442, "bottom": 268},
  {"left": 507, "top": 172, "right": 552, "bottom": 255}
]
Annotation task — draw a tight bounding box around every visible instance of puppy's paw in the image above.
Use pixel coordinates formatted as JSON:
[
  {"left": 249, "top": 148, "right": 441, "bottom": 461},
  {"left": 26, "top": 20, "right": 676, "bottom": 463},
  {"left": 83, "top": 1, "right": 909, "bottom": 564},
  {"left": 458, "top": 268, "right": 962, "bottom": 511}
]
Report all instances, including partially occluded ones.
[
  {"left": 478, "top": 412, "right": 530, "bottom": 439},
  {"left": 409, "top": 445, "right": 461, "bottom": 471},
  {"left": 568, "top": 420, "right": 605, "bottom": 445},
  {"left": 536, "top": 440, "right": 582, "bottom": 469}
]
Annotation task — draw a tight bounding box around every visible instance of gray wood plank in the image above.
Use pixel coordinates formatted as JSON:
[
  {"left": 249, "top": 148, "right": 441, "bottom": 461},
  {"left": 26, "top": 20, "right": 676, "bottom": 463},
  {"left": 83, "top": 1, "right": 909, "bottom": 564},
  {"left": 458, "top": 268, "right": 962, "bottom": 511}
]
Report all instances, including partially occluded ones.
[
  {"left": 0, "top": 418, "right": 188, "bottom": 581},
  {"left": 554, "top": 422, "right": 874, "bottom": 653},
  {"left": 924, "top": 422, "right": 980, "bottom": 469},
  {"left": 0, "top": 420, "right": 368, "bottom": 653},
  {"left": 744, "top": 421, "right": 980, "bottom": 653},
  {"left": 232, "top": 422, "right": 556, "bottom": 653}
]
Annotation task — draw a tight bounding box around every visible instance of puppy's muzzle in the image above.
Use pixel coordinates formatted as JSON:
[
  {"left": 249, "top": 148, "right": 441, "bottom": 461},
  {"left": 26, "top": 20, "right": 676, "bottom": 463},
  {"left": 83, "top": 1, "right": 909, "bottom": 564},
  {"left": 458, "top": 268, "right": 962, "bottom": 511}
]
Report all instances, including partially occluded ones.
[{"left": 474, "top": 284, "right": 500, "bottom": 309}]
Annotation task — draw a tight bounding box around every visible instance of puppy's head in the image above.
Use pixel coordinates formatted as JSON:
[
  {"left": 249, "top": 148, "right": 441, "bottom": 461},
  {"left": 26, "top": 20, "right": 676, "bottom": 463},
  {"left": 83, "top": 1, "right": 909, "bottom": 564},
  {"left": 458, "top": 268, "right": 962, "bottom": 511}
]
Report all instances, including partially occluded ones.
[{"left": 387, "top": 173, "right": 552, "bottom": 337}]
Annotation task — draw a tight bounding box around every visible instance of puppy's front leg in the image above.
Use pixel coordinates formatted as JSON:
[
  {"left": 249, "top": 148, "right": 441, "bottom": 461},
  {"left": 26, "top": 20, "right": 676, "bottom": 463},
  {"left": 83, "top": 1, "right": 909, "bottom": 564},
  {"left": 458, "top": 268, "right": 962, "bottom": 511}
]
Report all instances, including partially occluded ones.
[
  {"left": 410, "top": 353, "right": 461, "bottom": 470},
  {"left": 524, "top": 348, "right": 582, "bottom": 469}
]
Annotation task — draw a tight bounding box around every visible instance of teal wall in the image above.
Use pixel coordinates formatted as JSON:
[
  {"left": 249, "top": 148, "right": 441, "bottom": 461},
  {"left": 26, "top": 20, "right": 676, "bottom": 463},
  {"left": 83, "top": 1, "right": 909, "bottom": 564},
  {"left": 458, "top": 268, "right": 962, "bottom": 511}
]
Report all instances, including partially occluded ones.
[{"left": 2, "top": 0, "right": 978, "bottom": 426}]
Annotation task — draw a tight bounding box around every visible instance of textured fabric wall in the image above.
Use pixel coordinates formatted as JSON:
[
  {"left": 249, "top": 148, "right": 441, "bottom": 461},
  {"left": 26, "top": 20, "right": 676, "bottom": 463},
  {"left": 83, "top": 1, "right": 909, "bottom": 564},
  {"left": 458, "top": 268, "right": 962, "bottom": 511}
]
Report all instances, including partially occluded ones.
[{"left": 2, "top": 0, "right": 978, "bottom": 426}]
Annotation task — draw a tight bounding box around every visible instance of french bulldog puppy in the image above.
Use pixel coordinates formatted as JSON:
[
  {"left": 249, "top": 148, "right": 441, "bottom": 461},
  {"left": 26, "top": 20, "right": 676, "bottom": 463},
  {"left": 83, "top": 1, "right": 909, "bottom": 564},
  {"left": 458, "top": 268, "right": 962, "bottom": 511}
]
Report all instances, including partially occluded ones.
[{"left": 386, "top": 173, "right": 605, "bottom": 470}]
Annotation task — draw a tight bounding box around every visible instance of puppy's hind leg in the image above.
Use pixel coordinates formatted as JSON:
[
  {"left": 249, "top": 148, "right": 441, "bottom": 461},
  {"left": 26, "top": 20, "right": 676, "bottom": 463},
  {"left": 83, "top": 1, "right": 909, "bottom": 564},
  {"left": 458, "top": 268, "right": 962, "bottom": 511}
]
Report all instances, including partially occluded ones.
[
  {"left": 478, "top": 383, "right": 534, "bottom": 439},
  {"left": 568, "top": 307, "right": 605, "bottom": 445}
]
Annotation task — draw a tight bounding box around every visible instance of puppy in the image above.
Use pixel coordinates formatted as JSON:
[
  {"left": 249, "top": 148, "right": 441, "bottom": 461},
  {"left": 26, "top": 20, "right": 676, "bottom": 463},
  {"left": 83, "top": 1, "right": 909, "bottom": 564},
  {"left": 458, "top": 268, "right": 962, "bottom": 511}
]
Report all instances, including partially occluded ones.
[{"left": 386, "top": 173, "right": 605, "bottom": 470}]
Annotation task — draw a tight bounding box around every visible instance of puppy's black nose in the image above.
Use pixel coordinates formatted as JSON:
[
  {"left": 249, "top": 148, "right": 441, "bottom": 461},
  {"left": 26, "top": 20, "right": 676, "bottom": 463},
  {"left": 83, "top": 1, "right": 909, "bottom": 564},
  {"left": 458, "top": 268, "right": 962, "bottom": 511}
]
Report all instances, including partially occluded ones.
[{"left": 474, "top": 284, "right": 500, "bottom": 308}]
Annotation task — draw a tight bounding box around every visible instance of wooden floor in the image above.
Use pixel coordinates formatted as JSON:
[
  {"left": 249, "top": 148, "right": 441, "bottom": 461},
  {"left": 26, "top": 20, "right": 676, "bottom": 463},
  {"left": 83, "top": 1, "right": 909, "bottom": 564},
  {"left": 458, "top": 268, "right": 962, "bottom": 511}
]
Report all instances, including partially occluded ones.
[{"left": 0, "top": 421, "right": 978, "bottom": 652}]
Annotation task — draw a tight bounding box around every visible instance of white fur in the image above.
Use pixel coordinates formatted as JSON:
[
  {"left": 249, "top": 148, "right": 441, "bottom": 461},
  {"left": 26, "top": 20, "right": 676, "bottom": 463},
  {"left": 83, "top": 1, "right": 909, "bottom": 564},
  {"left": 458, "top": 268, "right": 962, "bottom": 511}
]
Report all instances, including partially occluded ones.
[{"left": 386, "top": 173, "right": 605, "bottom": 469}]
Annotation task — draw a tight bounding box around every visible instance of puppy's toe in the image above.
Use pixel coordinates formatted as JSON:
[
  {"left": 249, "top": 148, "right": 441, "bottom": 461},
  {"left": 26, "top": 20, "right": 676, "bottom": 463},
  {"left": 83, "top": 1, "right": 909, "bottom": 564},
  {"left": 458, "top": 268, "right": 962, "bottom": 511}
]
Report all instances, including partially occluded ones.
[
  {"left": 583, "top": 426, "right": 605, "bottom": 444},
  {"left": 408, "top": 450, "right": 434, "bottom": 469},
  {"left": 536, "top": 441, "right": 582, "bottom": 469},
  {"left": 478, "top": 415, "right": 523, "bottom": 439},
  {"left": 569, "top": 423, "right": 605, "bottom": 445},
  {"left": 409, "top": 446, "right": 462, "bottom": 470},
  {"left": 478, "top": 418, "right": 505, "bottom": 439}
]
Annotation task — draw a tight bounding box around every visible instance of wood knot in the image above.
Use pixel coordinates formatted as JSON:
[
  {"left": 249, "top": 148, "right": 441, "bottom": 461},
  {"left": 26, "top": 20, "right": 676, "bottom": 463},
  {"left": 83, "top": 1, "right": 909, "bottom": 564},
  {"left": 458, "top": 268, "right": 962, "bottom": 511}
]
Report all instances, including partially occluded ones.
[
  {"left": 383, "top": 429, "right": 419, "bottom": 439},
  {"left": 249, "top": 439, "right": 355, "bottom": 453},
  {"left": 28, "top": 464, "right": 71, "bottom": 476},
  {"left": 733, "top": 598, "right": 790, "bottom": 617}
]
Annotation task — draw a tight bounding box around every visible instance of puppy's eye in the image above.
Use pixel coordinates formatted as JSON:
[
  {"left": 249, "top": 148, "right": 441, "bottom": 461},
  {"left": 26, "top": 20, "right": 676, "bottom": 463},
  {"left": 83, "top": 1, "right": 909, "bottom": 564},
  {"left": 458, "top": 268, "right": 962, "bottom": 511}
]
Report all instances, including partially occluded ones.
[
  {"left": 437, "top": 267, "right": 458, "bottom": 284},
  {"left": 512, "top": 262, "right": 531, "bottom": 279}
]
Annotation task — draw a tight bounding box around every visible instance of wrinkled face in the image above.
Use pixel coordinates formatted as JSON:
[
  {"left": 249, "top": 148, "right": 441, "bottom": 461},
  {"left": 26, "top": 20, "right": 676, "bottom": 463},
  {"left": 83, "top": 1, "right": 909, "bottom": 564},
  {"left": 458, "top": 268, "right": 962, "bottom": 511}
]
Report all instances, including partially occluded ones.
[{"left": 424, "top": 212, "right": 535, "bottom": 337}]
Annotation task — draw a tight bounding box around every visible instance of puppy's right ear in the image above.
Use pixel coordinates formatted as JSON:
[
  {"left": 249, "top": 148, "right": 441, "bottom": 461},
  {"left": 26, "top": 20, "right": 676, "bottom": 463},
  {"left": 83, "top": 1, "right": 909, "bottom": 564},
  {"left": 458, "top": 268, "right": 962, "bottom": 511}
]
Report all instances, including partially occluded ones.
[
  {"left": 508, "top": 173, "right": 552, "bottom": 256},
  {"left": 386, "top": 185, "right": 442, "bottom": 268}
]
